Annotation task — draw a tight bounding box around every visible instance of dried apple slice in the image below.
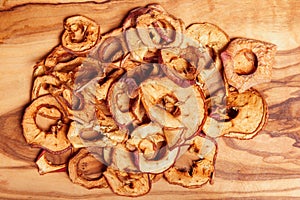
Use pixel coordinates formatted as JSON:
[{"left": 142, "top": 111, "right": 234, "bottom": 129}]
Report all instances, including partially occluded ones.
[
  {"left": 68, "top": 148, "right": 108, "bottom": 189},
  {"left": 62, "top": 15, "right": 100, "bottom": 53},
  {"left": 186, "top": 23, "right": 230, "bottom": 53},
  {"left": 104, "top": 167, "right": 151, "bottom": 197},
  {"left": 126, "top": 123, "right": 178, "bottom": 174},
  {"left": 136, "top": 7, "right": 184, "bottom": 49},
  {"left": 97, "top": 28, "right": 128, "bottom": 64},
  {"left": 221, "top": 38, "right": 277, "bottom": 92},
  {"left": 160, "top": 46, "right": 212, "bottom": 87},
  {"left": 111, "top": 145, "right": 139, "bottom": 172},
  {"left": 31, "top": 75, "right": 62, "bottom": 100},
  {"left": 140, "top": 77, "right": 206, "bottom": 146},
  {"left": 22, "top": 94, "right": 70, "bottom": 152},
  {"left": 108, "top": 81, "right": 136, "bottom": 126},
  {"left": 164, "top": 135, "right": 217, "bottom": 188},
  {"left": 222, "top": 89, "right": 268, "bottom": 139},
  {"left": 203, "top": 89, "right": 268, "bottom": 139},
  {"left": 125, "top": 28, "right": 149, "bottom": 62},
  {"left": 44, "top": 45, "right": 76, "bottom": 69},
  {"left": 36, "top": 150, "right": 67, "bottom": 175}
]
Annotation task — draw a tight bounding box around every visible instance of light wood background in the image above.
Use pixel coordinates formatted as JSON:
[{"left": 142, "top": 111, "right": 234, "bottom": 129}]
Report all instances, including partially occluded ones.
[{"left": 1, "top": 0, "right": 300, "bottom": 199}]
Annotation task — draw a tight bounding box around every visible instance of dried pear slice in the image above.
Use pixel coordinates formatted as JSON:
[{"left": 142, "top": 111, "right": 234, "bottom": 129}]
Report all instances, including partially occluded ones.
[
  {"left": 186, "top": 23, "right": 230, "bottom": 53},
  {"left": 104, "top": 167, "right": 151, "bottom": 197},
  {"left": 221, "top": 38, "right": 277, "bottom": 92},
  {"left": 62, "top": 15, "right": 100, "bottom": 53},
  {"left": 140, "top": 77, "right": 206, "bottom": 145},
  {"left": 68, "top": 148, "right": 108, "bottom": 189},
  {"left": 164, "top": 136, "right": 217, "bottom": 188},
  {"left": 22, "top": 94, "right": 70, "bottom": 152}
]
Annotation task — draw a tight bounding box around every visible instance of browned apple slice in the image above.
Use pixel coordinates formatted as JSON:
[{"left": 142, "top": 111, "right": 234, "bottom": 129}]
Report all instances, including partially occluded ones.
[
  {"left": 186, "top": 23, "right": 230, "bottom": 53},
  {"left": 221, "top": 38, "right": 277, "bottom": 92},
  {"left": 35, "top": 150, "right": 67, "bottom": 175},
  {"left": 140, "top": 77, "right": 206, "bottom": 147},
  {"left": 44, "top": 45, "right": 76, "bottom": 69},
  {"left": 31, "top": 75, "right": 62, "bottom": 100},
  {"left": 68, "top": 148, "right": 108, "bottom": 189},
  {"left": 160, "top": 46, "right": 212, "bottom": 87},
  {"left": 104, "top": 167, "right": 151, "bottom": 197},
  {"left": 22, "top": 94, "right": 70, "bottom": 152},
  {"left": 62, "top": 15, "right": 100, "bottom": 53},
  {"left": 203, "top": 89, "right": 268, "bottom": 139},
  {"left": 164, "top": 135, "right": 217, "bottom": 188}
]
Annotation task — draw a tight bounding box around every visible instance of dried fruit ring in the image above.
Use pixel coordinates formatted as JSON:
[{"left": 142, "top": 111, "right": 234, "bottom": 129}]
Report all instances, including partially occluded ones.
[
  {"left": 140, "top": 77, "right": 207, "bottom": 146},
  {"left": 62, "top": 15, "right": 100, "bottom": 53},
  {"left": 164, "top": 135, "right": 217, "bottom": 188},
  {"left": 104, "top": 167, "right": 151, "bottom": 197},
  {"left": 136, "top": 7, "right": 184, "bottom": 48},
  {"left": 221, "top": 38, "right": 277, "bottom": 92},
  {"left": 22, "top": 94, "right": 70, "bottom": 152},
  {"left": 68, "top": 148, "right": 108, "bottom": 189},
  {"left": 186, "top": 23, "right": 230, "bottom": 53},
  {"left": 203, "top": 88, "right": 268, "bottom": 139}
]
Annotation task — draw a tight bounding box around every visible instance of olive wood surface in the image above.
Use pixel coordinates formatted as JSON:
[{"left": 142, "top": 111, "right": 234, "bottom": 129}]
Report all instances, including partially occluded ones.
[{"left": 0, "top": 0, "right": 300, "bottom": 199}]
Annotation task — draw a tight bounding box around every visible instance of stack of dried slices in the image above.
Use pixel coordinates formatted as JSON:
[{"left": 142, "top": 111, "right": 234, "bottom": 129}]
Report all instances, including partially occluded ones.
[{"left": 22, "top": 4, "right": 276, "bottom": 197}]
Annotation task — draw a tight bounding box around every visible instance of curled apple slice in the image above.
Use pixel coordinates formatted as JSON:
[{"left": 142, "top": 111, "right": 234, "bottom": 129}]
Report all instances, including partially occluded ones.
[
  {"left": 136, "top": 7, "right": 184, "bottom": 49},
  {"left": 31, "top": 75, "right": 62, "bottom": 100},
  {"left": 140, "top": 77, "right": 206, "bottom": 146},
  {"left": 97, "top": 28, "right": 128, "bottom": 64},
  {"left": 221, "top": 38, "right": 277, "bottom": 92},
  {"left": 44, "top": 45, "right": 76, "bottom": 69},
  {"left": 22, "top": 94, "right": 70, "bottom": 152},
  {"left": 160, "top": 46, "right": 212, "bottom": 87},
  {"left": 111, "top": 145, "right": 139, "bottom": 172},
  {"left": 62, "top": 15, "right": 100, "bottom": 53},
  {"left": 164, "top": 135, "right": 217, "bottom": 188},
  {"left": 68, "top": 148, "right": 108, "bottom": 189},
  {"left": 126, "top": 122, "right": 178, "bottom": 174},
  {"left": 104, "top": 167, "right": 151, "bottom": 197},
  {"left": 108, "top": 81, "right": 136, "bottom": 126}
]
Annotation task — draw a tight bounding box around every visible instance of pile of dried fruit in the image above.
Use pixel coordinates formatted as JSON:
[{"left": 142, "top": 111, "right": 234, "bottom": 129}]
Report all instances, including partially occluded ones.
[{"left": 22, "top": 4, "right": 276, "bottom": 197}]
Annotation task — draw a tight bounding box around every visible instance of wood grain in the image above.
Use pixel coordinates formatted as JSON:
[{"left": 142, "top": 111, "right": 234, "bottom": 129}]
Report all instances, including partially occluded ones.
[{"left": 0, "top": 0, "right": 300, "bottom": 199}]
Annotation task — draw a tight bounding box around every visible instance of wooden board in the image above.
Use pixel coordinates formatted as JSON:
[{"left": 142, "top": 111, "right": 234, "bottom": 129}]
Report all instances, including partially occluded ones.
[{"left": 1, "top": 0, "right": 300, "bottom": 199}]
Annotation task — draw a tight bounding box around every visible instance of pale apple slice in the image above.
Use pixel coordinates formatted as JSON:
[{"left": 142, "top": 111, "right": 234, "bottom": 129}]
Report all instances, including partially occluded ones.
[{"left": 140, "top": 77, "right": 206, "bottom": 146}]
